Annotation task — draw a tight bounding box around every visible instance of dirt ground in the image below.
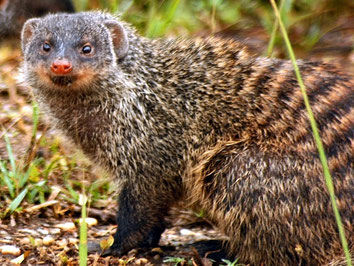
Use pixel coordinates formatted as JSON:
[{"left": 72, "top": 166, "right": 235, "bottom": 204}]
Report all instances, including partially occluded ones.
[{"left": 0, "top": 207, "right": 227, "bottom": 265}]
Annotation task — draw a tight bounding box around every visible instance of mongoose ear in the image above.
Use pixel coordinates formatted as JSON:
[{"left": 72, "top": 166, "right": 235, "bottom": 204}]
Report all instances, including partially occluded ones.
[
  {"left": 21, "top": 18, "right": 41, "bottom": 52},
  {"left": 104, "top": 20, "right": 129, "bottom": 59}
]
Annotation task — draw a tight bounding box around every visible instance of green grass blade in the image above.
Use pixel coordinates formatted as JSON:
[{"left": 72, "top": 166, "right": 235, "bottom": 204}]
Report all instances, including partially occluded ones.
[
  {"left": 267, "top": 0, "right": 294, "bottom": 57},
  {"left": 4, "top": 133, "right": 16, "bottom": 174},
  {"left": 145, "top": 2, "right": 158, "bottom": 38},
  {"left": 269, "top": 1, "right": 352, "bottom": 265},
  {"left": 65, "top": 182, "right": 79, "bottom": 202},
  {"left": 8, "top": 187, "right": 28, "bottom": 213},
  {"left": 79, "top": 194, "right": 88, "bottom": 266},
  {"left": 164, "top": 0, "right": 181, "bottom": 25},
  {"left": 0, "top": 161, "right": 15, "bottom": 198},
  {"left": 0, "top": 160, "right": 9, "bottom": 175},
  {"left": 20, "top": 158, "right": 41, "bottom": 188},
  {"left": 146, "top": 0, "right": 181, "bottom": 38},
  {"left": 115, "top": 0, "right": 133, "bottom": 16},
  {"left": 27, "top": 187, "right": 39, "bottom": 203},
  {"left": 31, "top": 101, "right": 39, "bottom": 138},
  {"left": 19, "top": 164, "right": 32, "bottom": 188},
  {"left": 267, "top": 0, "right": 284, "bottom": 57},
  {"left": 109, "top": 0, "right": 119, "bottom": 13},
  {"left": 43, "top": 157, "right": 60, "bottom": 179}
]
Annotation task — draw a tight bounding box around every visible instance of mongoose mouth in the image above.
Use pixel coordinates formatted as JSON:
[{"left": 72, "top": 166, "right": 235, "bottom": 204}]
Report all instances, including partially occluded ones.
[{"left": 50, "top": 76, "right": 76, "bottom": 87}]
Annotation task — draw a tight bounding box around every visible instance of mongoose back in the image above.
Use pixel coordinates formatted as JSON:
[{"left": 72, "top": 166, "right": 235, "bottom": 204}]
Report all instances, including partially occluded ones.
[{"left": 21, "top": 11, "right": 353, "bottom": 265}]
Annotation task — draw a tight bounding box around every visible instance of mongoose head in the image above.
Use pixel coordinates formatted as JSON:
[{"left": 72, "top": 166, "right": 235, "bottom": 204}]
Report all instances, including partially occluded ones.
[{"left": 21, "top": 12, "right": 129, "bottom": 91}]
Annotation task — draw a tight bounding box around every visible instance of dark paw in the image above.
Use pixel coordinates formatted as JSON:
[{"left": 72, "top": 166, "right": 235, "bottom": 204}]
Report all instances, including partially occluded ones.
[
  {"left": 145, "top": 224, "right": 166, "bottom": 247},
  {"left": 87, "top": 240, "right": 125, "bottom": 257},
  {"left": 100, "top": 244, "right": 124, "bottom": 257},
  {"left": 190, "top": 240, "right": 233, "bottom": 262}
]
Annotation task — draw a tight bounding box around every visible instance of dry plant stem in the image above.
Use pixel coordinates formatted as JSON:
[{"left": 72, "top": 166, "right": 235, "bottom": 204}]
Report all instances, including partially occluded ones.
[
  {"left": 25, "top": 200, "right": 59, "bottom": 213},
  {"left": 0, "top": 117, "right": 23, "bottom": 139},
  {"left": 269, "top": 0, "right": 352, "bottom": 265},
  {"left": 24, "top": 101, "right": 41, "bottom": 170},
  {"left": 211, "top": 0, "right": 217, "bottom": 33},
  {"left": 24, "top": 127, "right": 47, "bottom": 171}
]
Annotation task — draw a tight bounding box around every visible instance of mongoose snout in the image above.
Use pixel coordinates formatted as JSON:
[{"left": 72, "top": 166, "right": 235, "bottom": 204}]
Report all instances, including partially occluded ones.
[{"left": 50, "top": 59, "right": 73, "bottom": 75}]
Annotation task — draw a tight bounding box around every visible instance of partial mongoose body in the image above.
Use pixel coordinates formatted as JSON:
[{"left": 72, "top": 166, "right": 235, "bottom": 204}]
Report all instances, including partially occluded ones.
[{"left": 21, "top": 12, "right": 353, "bottom": 265}]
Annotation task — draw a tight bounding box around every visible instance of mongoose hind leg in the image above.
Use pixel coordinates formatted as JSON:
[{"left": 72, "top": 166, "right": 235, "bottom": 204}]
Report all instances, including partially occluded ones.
[{"left": 187, "top": 141, "right": 353, "bottom": 265}]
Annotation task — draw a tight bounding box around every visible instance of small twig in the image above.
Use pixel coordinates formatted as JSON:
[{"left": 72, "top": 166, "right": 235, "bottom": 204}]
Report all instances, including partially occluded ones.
[
  {"left": 25, "top": 200, "right": 59, "bottom": 213},
  {"left": 0, "top": 116, "right": 24, "bottom": 139}
]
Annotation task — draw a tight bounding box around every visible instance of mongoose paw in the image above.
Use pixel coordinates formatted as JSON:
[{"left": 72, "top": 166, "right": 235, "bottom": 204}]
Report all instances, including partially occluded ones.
[
  {"left": 86, "top": 241, "right": 123, "bottom": 257},
  {"left": 100, "top": 245, "right": 124, "bottom": 257},
  {"left": 190, "top": 240, "right": 233, "bottom": 262}
]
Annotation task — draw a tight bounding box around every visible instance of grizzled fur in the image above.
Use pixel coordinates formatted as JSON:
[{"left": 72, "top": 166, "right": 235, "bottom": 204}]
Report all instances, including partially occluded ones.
[{"left": 21, "top": 11, "right": 353, "bottom": 265}]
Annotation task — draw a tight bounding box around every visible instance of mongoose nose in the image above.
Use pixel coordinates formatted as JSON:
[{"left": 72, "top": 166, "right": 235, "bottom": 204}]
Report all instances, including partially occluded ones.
[{"left": 51, "top": 59, "right": 73, "bottom": 75}]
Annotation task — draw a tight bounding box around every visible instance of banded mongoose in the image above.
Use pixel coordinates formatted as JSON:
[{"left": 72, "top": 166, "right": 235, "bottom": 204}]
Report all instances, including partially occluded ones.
[{"left": 21, "top": 11, "right": 353, "bottom": 265}]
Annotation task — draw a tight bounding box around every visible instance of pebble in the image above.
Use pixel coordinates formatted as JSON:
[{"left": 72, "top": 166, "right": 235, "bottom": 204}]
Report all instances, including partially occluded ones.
[
  {"left": 49, "top": 228, "right": 61, "bottom": 235},
  {"left": 34, "top": 238, "right": 43, "bottom": 246},
  {"left": 57, "top": 239, "right": 68, "bottom": 248},
  {"left": 0, "top": 245, "right": 21, "bottom": 256},
  {"left": 38, "top": 229, "right": 49, "bottom": 235},
  {"left": 68, "top": 238, "right": 78, "bottom": 244},
  {"left": 78, "top": 217, "right": 98, "bottom": 227},
  {"left": 135, "top": 258, "right": 149, "bottom": 265},
  {"left": 20, "top": 105, "right": 33, "bottom": 118},
  {"left": 19, "top": 238, "right": 31, "bottom": 245},
  {"left": 43, "top": 236, "right": 55, "bottom": 246},
  {"left": 18, "top": 228, "right": 38, "bottom": 236},
  {"left": 55, "top": 222, "right": 76, "bottom": 231}
]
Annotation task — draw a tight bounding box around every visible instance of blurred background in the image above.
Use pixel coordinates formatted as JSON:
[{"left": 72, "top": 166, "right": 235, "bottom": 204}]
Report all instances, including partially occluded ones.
[
  {"left": 1, "top": 0, "right": 353, "bottom": 58},
  {"left": 76, "top": 0, "right": 354, "bottom": 59}
]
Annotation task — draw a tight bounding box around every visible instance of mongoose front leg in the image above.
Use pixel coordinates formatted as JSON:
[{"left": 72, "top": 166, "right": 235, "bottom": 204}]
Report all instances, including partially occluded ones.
[{"left": 106, "top": 184, "right": 171, "bottom": 256}]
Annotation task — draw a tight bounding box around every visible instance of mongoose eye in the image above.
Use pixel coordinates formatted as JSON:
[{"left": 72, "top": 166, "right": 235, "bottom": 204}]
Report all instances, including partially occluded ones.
[
  {"left": 81, "top": 44, "right": 93, "bottom": 55},
  {"left": 42, "top": 42, "right": 51, "bottom": 52}
]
